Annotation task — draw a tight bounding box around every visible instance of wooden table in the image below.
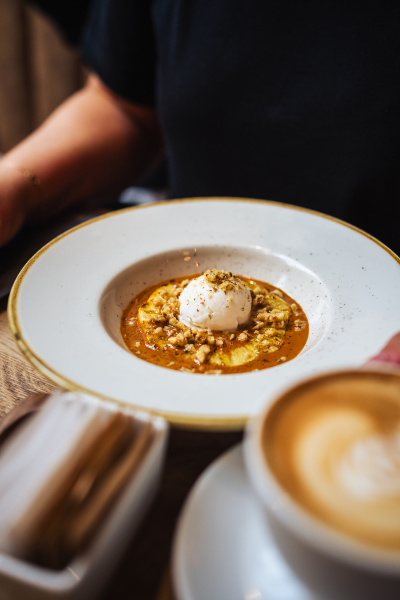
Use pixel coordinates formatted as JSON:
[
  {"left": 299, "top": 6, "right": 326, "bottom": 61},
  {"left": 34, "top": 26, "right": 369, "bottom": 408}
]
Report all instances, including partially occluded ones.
[{"left": 0, "top": 294, "right": 243, "bottom": 600}]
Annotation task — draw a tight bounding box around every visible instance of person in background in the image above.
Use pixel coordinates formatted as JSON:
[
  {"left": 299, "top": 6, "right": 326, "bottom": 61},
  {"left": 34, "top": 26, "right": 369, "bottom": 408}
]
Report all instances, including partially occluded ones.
[{"left": 0, "top": 0, "right": 399, "bottom": 255}]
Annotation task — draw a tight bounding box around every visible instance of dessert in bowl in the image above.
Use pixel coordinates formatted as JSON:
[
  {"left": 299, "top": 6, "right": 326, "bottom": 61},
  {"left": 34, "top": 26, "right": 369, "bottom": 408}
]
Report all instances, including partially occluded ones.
[{"left": 120, "top": 269, "right": 308, "bottom": 374}]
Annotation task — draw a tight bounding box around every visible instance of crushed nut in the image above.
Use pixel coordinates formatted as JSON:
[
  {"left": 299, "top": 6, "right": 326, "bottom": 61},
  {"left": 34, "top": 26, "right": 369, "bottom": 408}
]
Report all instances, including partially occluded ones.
[
  {"left": 175, "top": 333, "right": 186, "bottom": 346},
  {"left": 196, "top": 344, "right": 211, "bottom": 364},
  {"left": 294, "top": 319, "right": 306, "bottom": 331},
  {"left": 256, "top": 310, "right": 270, "bottom": 322},
  {"left": 253, "top": 294, "right": 268, "bottom": 307},
  {"left": 274, "top": 311, "right": 285, "bottom": 320},
  {"left": 195, "top": 331, "right": 207, "bottom": 344},
  {"left": 265, "top": 327, "right": 276, "bottom": 335}
]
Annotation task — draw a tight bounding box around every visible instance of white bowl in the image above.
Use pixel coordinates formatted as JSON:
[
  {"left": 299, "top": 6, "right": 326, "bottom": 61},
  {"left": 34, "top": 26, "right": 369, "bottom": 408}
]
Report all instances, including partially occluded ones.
[{"left": 8, "top": 198, "right": 400, "bottom": 429}]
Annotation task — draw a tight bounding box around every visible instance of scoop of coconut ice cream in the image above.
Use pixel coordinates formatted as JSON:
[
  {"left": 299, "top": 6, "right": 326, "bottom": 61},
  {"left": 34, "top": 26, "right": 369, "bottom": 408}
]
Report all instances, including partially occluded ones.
[{"left": 178, "top": 270, "right": 252, "bottom": 332}]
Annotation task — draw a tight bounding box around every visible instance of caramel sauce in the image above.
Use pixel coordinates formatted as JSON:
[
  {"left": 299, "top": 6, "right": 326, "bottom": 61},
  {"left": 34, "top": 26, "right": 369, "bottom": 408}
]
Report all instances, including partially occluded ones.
[{"left": 120, "top": 274, "right": 308, "bottom": 374}]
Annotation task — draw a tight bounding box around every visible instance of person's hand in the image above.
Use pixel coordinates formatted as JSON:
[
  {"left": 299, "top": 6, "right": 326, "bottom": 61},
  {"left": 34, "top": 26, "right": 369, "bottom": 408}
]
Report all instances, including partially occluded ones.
[
  {"left": 0, "top": 161, "right": 37, "bottom": 246},
  {"left": 366, "top": 332, "right": 400, "bottom": 367}
]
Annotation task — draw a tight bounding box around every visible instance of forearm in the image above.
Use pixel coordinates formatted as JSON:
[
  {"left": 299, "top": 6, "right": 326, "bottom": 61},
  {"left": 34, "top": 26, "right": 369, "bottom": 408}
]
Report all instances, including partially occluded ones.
[{"left": 0, "top": 75, "right": 164, "bottom": 243}]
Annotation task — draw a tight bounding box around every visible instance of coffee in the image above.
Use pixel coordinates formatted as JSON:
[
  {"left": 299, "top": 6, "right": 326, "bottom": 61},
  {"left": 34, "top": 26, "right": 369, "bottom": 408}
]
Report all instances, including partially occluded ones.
[{"left": 263, "top": 371, "right": 400, "bottom": 551}]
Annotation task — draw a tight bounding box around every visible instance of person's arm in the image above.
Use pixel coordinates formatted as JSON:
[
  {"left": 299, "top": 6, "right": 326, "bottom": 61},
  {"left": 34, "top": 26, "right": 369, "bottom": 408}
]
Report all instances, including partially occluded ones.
[{"left": 0, "top": 74, "right": 164, "bottom": 246}]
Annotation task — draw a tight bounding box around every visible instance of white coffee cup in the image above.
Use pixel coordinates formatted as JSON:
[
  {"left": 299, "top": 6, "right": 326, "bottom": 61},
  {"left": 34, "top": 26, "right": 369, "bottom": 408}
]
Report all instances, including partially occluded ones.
[{"left": 244, "top": 368, "right": 400, "bottom": 600}]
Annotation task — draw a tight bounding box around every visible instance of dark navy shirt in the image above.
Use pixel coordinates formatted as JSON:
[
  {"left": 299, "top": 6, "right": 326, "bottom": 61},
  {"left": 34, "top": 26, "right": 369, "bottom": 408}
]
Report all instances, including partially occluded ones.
[{"left": 67, "top": 1, "right": 400, "bottom": 252}]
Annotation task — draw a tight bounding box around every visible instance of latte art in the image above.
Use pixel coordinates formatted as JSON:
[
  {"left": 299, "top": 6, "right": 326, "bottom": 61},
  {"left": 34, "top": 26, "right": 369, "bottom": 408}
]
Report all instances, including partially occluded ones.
[
  {"left": 264, "top": 372, "right": 400, "bottom": 551},
  {"left": 338, "top": 428, "right": 400, "bottom": 500}
]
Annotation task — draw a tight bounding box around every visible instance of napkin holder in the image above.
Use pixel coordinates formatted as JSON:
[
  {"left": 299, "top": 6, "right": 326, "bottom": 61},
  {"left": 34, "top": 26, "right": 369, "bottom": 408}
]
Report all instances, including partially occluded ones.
[{"left": 0, "top": 391, "right": 169, "bottom": 600}]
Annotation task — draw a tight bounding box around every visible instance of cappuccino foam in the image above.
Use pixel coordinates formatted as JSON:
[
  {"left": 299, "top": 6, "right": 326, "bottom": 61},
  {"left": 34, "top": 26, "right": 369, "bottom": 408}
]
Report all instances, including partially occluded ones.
[{"left": 264, "top": 372, "right": 400, "bottom": 551}]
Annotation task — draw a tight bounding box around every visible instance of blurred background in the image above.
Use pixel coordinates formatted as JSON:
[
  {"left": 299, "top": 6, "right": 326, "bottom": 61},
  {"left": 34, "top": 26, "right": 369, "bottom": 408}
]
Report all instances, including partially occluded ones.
[{"left": 0, "top": 0, "right": 87, "bottom": 154}]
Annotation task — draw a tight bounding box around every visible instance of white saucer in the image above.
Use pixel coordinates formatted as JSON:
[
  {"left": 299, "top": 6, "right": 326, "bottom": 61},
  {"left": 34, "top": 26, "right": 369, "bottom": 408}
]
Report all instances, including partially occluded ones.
[{"left": 172, "top": 445, "right": 323, "bottom": 600}]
